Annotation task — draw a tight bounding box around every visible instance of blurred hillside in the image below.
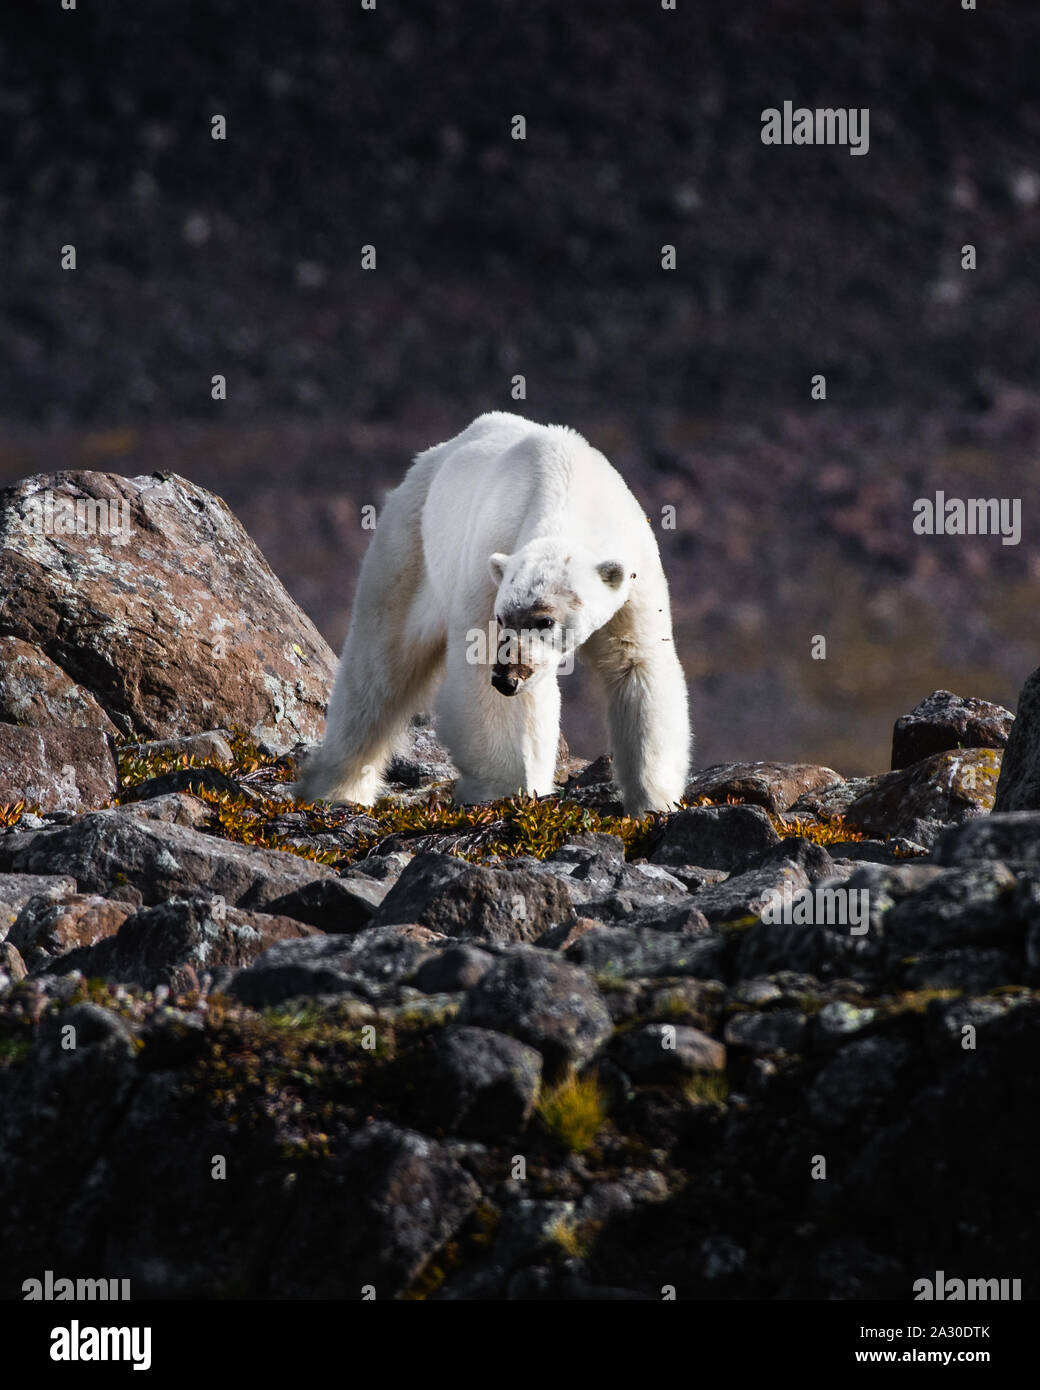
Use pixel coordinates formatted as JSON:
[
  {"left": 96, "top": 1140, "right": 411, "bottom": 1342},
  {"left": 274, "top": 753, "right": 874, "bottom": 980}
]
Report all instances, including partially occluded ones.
[{"left": 0, "top": 0, "right": 1037, "bottom": 771}]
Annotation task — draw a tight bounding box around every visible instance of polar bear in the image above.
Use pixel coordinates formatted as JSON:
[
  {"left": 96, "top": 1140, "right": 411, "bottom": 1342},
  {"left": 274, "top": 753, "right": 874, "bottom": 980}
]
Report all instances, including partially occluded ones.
[{"left": 296, "top": 412, "right": 691, "bottom": 816}]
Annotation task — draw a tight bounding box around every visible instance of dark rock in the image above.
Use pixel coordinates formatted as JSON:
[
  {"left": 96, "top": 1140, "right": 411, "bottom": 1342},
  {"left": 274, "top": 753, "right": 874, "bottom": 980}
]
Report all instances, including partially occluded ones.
[
  {"left": 228, "top": 925, "right": 442, "bottom": 1007},
  {"left": 903, "top": 947, "right": 1021, "bottom": 992},
  {"left": 557, "top": 754, "right": 624, "bottom": 814},
  {"left": 686, "top": 761, "right": 842, "bottom": 813},
  {"left": 384, "top": 717, "right": 458, "bottom": 788},
  {"left": 512, "top": 843, "right": 688, "bottom": 922},
  {"left": 0, "top": 471, "right": 336, "bottom": 742},
  {"left": 932, "top": 810, "right": 1040, "bottom": 866},
  {"left": 892, "top": 689, "right": 1013, "bottom": 770},
  {"left": 881, "top": 863, "right": 1022, "bottom": 958},
  {"left": 690, "top": 862, "right": 810, "bottom": 925},
  {"left": 806, "top": 1035, "right": 913, "bottom": 1129},
  {"left": 373, "top": 852, "right": 574, "bottom": 943},
  {"left": 121, "top": 766, "right": 249, "bottom": 804},
  {"left": 413, "top": 944, "right": 495, "bottom": 993},
  {"left": 564, "top": 925, "right": 727, "bottom": 981},
  {"left": 993, "top": 668, "right": 1040, "bottom": 811},
  {"left": 756, "top": 836, "right": 836, "bottom": 881},
  {"left": 266, "top": 872, "right": 391, "bottom": 932},
  {"left": 723, "top": 1008, "right": 808, "bottom": 1054},
  {"left": 788, "top": 776, "right": 879, "bottom": 821},
  {"left": 0, "top": 809, "right": 337, "bottom": 908},
  {"left": 0, "top": 725, "right": 117, "bottom": 813},
  {"left": 46, "top": 896, "right": 320, "bottom": 992},
  {"left": 611, "top": 1022, "right": 725, "bottom": 1079},
  {"left": 423, "top": 1025, "right": 542, "bottom": 1137},
  {"left": 845, "top": 748, "right": 1001, "bottom": 846},
  {"left": 458, "top": 950, "right": 612, "bottom": 1077},
  {"left": 649, "top": 804, "right": 781, "bottom": 872}
]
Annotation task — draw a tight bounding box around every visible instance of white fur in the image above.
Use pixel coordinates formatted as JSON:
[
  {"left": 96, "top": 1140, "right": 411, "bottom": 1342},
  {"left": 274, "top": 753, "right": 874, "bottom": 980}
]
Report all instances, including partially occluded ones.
[{"left": 296, "top": 413, "right": 692, "bottom": 816}]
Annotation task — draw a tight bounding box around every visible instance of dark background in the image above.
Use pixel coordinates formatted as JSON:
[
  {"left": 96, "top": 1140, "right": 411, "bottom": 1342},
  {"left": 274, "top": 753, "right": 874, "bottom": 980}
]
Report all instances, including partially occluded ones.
[{"left": 2, "top": 0, "right": 1037, "bottom": 771}]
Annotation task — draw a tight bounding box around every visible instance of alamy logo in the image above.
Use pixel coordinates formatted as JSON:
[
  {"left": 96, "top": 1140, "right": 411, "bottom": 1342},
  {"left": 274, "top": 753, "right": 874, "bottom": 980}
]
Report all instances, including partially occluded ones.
[
  {"left": 761, "top": 101, "right": 870, "bottom": 156},
  {"left": 912, "top": 493, "right": 1021, "bottom": 546},
  {"left": 759, "top": 881, "right": 869, "bottom": 935},
  {"left": 466, "top": 620, "right": 576, "bottom": 675},
  {"left": 914, "top": 1271, "right": 1021, "bottom": 1301},
  {"left": 19, "top": 490, "right": 132, "bottom": 547},
  {"left": 24, "top": 1270, "right": 130, "bottom": 1300},
  {"left": 50, "top": 1321, "right": 151, "bottom": 1371}
]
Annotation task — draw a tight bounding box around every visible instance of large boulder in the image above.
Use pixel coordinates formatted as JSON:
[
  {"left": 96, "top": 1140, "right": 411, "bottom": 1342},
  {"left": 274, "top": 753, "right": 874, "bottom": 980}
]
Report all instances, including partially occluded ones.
[
  {"left": 891, "top": 689, "right": 1014, "bottom": 771},
  {"left": 994, "top": 668, "right": 1040, "bottom": 811},
  {"left": 0, "top": 471, "right": 336, "bottom": 743}
]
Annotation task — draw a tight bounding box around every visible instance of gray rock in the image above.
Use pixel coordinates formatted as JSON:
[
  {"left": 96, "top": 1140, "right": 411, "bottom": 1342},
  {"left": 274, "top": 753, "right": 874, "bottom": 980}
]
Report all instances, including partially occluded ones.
[
  {"left": 0, "top": 808, "right": 337, "bottom": 908},
  {"left": 690, "top": 862, "right": 811, "bottom": 925},
  {"left": 228, "top": 925, "right": 443, "bottom": 1007},
  {"left": 611, "top": 1022, "right": 725, "bottom": 1078},
  {"left": 845, "top": 748, "right": 1000, "bottom": 847},
  {"left": 932, "top": 810, "right": 1040, "bottom": 866},
  {"left": 0, "top": 725, "right": 118, "bottom": 814},
  {"left": 892, "top": 689, "right": 1014, "bottom": 771},
  {"left": 413, "top": 944, "right": 495, "bottom": 994},
  {"left": 881, "top": 863, "right": 1022, "bottom": 957},
  {"left": 46, "top": 896, "right": 320, "bottom": 992},
  {"left": 807, "top": 1036, "right": 913, "bottom": 1128},
  {"left": 564, "top": 924, "right": 727, "bottom": 981},
  {"left": 723, "top": 1008, "right": 808, "bottom": 1054},
  {"left": 266, "top": 872, "right": 391, "bottom": 932},
  {"left": 649, "top": 804, "right": 781, "bottom": 872},
  {"left": 424, "top": 1025, "right": 542, "bottom": 1137},
  {"left": 994, "top": 669, "right": 1040, "bottom": 810},
  {"left": 458, "top": 950, "right": 613, "bottom": 1076},
  {"left": 269, "top": 1122, "right": 481, "bottom": 1298},
  {"left": 127, "top": 730, "right": 236, "bottom": 765},
  {"left": 374, "top": 852, "right": 574, "bottom": 943}
]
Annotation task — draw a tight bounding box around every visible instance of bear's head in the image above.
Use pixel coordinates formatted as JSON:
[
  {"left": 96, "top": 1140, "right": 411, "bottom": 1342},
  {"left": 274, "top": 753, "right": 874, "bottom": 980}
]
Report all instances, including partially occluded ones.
[{"left": 487, "top": 539, "right": 633, "bottom": 695}]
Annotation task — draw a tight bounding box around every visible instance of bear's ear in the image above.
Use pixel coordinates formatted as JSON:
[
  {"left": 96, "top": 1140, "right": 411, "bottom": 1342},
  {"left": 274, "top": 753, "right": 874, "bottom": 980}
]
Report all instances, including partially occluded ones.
[
  {"left": 488, "top": 552, "right": 510, "bottom": 586},
  {"left": 596, "top": 560, "right": 626, "bottom": 589}
]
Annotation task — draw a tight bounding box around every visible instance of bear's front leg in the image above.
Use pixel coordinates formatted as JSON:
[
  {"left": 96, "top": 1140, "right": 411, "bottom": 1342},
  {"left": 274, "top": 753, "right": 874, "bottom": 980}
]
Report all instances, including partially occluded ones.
[
  {"left": 436, "top": 635, "right": 561, "bottom": 803},
  {"left": 585, "top": 592, "right": 692, "bottom": 817}
]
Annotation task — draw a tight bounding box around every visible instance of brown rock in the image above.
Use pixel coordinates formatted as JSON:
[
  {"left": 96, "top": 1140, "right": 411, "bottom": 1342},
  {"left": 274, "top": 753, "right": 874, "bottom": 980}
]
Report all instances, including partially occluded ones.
[
  {"left": 0, "top": 471, "right": 336, "bottom": 743},
  {"left": 0, "top": 635, "right": 119, "bottom": 733},
  {"left": 9, "top": 893, "right": 134, "bottom": 964},
  {"left": 686, "top": 761, "right": 842, "bottom": 814},
  {"left": 0, "top": 725, "right": 118, "bottom": 813}
]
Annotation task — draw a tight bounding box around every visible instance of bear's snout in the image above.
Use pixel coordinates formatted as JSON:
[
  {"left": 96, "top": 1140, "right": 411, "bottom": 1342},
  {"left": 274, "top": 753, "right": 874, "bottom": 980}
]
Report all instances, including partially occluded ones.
[{"left": 492, "top": 661, "right": 533, "bottom": 696}]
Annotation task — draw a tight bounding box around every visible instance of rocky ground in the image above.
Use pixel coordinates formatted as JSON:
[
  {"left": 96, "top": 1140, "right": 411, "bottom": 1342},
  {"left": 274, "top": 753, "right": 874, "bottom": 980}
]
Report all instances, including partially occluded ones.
[{"left": 1, "top": 469, "right": 1038, "bottom": 1299}]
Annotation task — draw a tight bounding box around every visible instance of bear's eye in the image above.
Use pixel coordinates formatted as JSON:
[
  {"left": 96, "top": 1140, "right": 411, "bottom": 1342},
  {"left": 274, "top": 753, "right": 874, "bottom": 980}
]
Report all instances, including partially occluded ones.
[{"left": 528, "top": 615, "right": 555, "bottom": 631}]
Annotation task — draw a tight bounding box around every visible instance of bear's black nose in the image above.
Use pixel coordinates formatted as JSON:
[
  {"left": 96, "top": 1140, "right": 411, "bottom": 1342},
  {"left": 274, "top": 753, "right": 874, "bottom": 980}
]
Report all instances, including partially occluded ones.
[{"left": 491, "top": 665, "right": 519, "bottom": 696}]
